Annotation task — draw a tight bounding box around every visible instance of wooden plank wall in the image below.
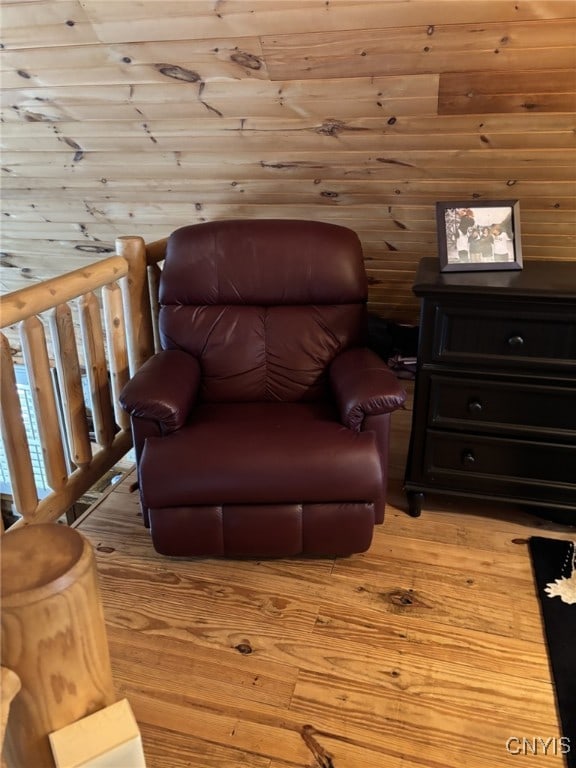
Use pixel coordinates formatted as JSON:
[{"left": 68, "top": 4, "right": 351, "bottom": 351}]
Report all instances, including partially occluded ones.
[{"left": 1, "top": 0, "right": 575, "bottom": 324}]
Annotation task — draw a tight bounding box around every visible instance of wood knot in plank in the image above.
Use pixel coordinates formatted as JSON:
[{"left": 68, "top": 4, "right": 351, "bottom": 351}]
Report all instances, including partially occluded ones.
[
  {"left": 22, "top": 110, "right": 54, "bottom": 123},
  {"left": 61, "top": 136, "right": 84, "bottom": 162},
  {"left": 315, "top": 119, "right": 346, "bottom": 136},
  {"left": 260, "top": 161, "right": 298, "bottom": 169},
  {"left": 0, "top": 253, "right": 16, "bottom": 268},
  {"left": 154, "top": 64, "right": 202, "bottom": 83},
  {"left": 376, "top": 157, "right": 414, "bottom": 168},
  {"left": 74, "top": 244, "right": 114, "bottom": 253},
  {"left": 301, "top": 725, "right": 335, "bottom": 768},
  {"left": 234, "top": 641, "right": 253, "bottom": 655},
  {"left": 385, "top": 588, "right": 424, "bottom": 608},
  {"left": 230, "top": 51, "right": 262, "bottom": 70}
]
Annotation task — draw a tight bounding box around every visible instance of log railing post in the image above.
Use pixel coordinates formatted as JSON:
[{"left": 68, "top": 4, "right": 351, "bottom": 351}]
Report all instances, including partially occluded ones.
[
  {"left": 1, "top": 525, "right": 116, "bottom": 767},
  {"left": 116, "top": 236, "right": 154, "bottom": 376}
]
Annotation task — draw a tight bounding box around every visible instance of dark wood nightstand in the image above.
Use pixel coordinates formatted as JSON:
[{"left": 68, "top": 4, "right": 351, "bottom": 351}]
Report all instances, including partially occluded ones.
[{"left": 404, "top": 257, "right": 576, "bottom": 523}]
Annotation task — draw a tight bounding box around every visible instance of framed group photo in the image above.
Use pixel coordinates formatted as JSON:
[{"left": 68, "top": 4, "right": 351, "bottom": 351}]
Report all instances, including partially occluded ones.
[{"left": 436, "top": 200, "right": 523, "bottom": 273}]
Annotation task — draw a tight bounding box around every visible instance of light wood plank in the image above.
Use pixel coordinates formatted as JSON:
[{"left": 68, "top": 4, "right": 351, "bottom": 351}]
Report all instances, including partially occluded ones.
[
  {"left": 4, "top": 147, "right": 572, "bottom": 166},
  {"left": 439, "top": 69, "right": 576, "bottom": 115},
  {"left": 261, "top": 19, "right": 576, "bottom": 81},
  {"left": 3, "top": 113, "right": 575, "bottom": 139},
  {"left": 139, "top": 723, "right": 272, "bottom": 768},
  {"left": 0, "top": 75, "right": 438, "bottom": 122},
  {"left": 80, "top": 0, "right": 576, "bottom": 44},
  {"left": 3, "top": 122, "right": 576, "bottom": 152},
  {"left": 0, "top": 37, "right": 268, "bottom": 90},
  {"left": 0, "top": 0, "right": 99, "bottom": 48}
]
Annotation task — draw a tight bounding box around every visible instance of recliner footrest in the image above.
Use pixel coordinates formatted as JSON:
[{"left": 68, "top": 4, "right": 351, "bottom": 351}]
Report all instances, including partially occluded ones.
[{"left": 149, "top": 502, "right": 376, "bottom": 557}]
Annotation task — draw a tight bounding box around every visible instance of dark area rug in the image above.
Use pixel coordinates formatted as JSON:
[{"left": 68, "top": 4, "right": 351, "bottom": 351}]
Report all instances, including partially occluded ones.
[{"left": 529, "top": 536, "right": 576, "bottom": 768}]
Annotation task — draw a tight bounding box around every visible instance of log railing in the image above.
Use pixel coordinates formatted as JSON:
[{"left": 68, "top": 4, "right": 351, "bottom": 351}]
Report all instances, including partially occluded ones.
[
  {"left": 117, "top": 235, "right": 168, "bottom": 361},
  {"left": 0, "top": 235, "right": 167, "bottom": 529}
]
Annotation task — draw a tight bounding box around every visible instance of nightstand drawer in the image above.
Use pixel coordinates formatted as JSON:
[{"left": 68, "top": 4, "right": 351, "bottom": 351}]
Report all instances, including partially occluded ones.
[
  {"left": 423, "top": 431, "right": 576, "bottom": 505},
  {"left": 428, "top": 376, "right": 576, "bottom": 437},
  {"left": 430, "top": 303, "right": 576, "bottom": 370}
]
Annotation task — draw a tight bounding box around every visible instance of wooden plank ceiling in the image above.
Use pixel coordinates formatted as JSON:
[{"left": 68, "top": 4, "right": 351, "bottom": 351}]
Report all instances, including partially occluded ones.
[{"left": 1, "top": 0, "right": 575, "bottom": 323}]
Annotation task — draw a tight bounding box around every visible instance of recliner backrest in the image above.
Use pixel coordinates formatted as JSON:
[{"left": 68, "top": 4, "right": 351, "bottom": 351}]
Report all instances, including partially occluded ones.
[{"left": 159, "top": 219, "right": 368, "bottom": 402}]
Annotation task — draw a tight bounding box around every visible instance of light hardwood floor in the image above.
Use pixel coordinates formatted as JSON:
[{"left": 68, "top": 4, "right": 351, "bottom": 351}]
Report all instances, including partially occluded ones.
[{"left": 77, "top": 387, "right": 575, "bottom": 768}]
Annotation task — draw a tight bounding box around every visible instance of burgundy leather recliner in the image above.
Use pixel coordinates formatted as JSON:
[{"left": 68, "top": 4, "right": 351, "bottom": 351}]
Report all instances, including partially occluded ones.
[{"left": 120, "top": 220, "right": 406, "bottom": 557}]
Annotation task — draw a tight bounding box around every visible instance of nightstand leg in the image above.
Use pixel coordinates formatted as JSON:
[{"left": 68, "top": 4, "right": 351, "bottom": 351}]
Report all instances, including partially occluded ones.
[{"left": 407, "top": 491, "right": 424, "bottom": 517}]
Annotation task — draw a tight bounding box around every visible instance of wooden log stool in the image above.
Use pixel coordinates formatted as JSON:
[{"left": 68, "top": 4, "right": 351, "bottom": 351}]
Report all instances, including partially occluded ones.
[{"left": 1, "top": 524, "right": 116, "bottom": 768}]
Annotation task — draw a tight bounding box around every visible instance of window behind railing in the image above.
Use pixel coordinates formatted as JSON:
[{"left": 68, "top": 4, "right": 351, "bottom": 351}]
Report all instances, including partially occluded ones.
[{"left": 0, "top": 365, "right": 52, "bottom": 500}]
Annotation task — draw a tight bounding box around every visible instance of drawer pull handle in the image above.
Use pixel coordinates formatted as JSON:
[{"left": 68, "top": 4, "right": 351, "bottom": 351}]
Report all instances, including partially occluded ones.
[
  {"left": 507, "top": 334, "right": 524, "bottom": 347},
  {"left": 462, "top": 451, "right": 476, "bottom": 467},
  {"left": 468, "top": 400, "right": 483, "bottom": 415}
]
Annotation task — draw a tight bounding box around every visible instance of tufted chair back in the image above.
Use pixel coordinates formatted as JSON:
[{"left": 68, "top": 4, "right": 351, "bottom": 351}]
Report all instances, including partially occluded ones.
[{"left": 159, "top": 219, "right": 368, "bottom": 402}]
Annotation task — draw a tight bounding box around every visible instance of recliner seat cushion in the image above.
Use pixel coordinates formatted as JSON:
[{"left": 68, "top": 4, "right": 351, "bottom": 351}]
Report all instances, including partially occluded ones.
[{"left": 139, "top": 402, "right": 382, "bottom": 508}]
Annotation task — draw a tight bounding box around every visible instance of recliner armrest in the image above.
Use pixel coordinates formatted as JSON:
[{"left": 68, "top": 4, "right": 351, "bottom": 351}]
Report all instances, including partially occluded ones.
[
  {"left": 329, "top": 347, "right": 406, "bottom": 431},
  {"left": 120, "top": 350, "right": 201, "bottom": 434}
]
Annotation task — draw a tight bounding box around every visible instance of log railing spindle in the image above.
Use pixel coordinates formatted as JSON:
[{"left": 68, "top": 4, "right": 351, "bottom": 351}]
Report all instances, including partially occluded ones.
[
  {"left": 145, "top": 237, "right": 167, "bottom": 354},
  {"left": 147, "top": 263, "right": 162, "bottom": 354},
  {"left": 0, "top": 334, "right": 38, "bottom": 518},
  {"left": 19, "top": 317, "right": 67, "bottom": 492},
  {"left": 102, "top": 282, "right": 130, "bottom": 430},
  {"left": 78, "top": 292, "right": 115, "bottom": 448},
  {"left": 49, "top": 304, "right": 92, "bottom": 469}
]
